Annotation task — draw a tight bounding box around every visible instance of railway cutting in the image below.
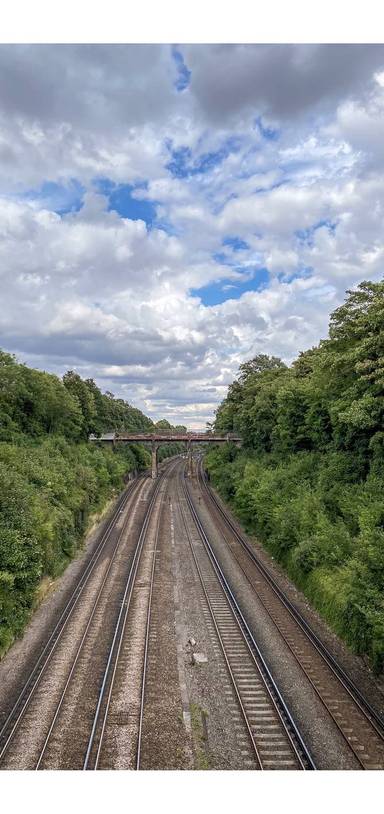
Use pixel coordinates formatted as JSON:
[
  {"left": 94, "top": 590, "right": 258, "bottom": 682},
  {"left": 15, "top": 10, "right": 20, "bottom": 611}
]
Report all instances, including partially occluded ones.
[{"left": 0, "top": 455, "right": 383, "bottom": 770}]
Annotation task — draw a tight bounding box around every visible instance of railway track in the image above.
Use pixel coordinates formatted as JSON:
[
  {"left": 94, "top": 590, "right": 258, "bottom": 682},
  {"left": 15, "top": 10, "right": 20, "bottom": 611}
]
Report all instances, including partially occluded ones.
[
  {"left": 0, "top": 473, "right": 147, "bottom": 767},
  {"left": 178, "top": 465, "right": 314, "bottom": 770},
  {"left": 197, "top": 458, "right": 384, "bottom": 770},
  {"left": 0, "top": 462, "right": 173, "bottom": 770},
  {"left": 84, "top": 464, "right": 168, "bottom": 770}
]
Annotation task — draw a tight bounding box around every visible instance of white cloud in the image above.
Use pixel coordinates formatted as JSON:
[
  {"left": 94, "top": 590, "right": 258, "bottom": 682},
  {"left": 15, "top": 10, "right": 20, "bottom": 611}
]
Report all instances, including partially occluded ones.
[
  {"left": 330, "top": 89, "right": 384, "bottom": 171},
  {"left": 1, "top": 45, "right": 384, "bottom": 426}
]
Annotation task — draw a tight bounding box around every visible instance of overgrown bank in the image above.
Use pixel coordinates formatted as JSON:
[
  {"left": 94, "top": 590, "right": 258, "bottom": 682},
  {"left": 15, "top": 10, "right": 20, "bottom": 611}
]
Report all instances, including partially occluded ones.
[
  {"left": 0, "top": 351, "right": 184, "bottom": 656},
  {"left": 204, "top": 280, "right": 384, "bottom": 673}
]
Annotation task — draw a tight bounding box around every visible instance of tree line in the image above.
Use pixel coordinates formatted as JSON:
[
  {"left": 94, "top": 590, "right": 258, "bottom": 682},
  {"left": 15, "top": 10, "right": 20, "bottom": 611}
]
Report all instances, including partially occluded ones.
[
  {"left": 0, "top": 351, "right": 185, "bottom": 656},
  {"left": 205, "top": 280, "right": 384, "bottom": 672}
]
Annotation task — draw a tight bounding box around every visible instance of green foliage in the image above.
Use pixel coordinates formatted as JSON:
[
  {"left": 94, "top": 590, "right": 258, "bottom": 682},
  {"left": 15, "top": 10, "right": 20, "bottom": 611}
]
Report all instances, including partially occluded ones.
[
  {"left": 206, "top": 279, "right": 384, "bottom": 673},
  {"left": 0, "top": 351, "right": 84, "bottom": 440},
  {"left": 0, "top": 464, "right": 42, "bottom": 652},
  {"left": 0, "top": 350, "right": 180, "bottom": 656}
]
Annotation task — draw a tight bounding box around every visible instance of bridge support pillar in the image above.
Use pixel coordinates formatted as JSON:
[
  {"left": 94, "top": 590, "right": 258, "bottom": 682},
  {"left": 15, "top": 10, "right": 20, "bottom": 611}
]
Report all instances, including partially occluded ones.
[
  {"left": 187, "top": 440, "right": 193, "bottom": 477},
  {"left": 151, "top": 442, "right": 159, "bottom": 479}
]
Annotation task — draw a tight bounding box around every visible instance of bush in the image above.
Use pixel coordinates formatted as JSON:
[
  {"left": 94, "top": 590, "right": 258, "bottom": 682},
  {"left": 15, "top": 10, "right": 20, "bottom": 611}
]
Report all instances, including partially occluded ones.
[{"left": 205, "top": 443, "right": 384, "bottom": 672}]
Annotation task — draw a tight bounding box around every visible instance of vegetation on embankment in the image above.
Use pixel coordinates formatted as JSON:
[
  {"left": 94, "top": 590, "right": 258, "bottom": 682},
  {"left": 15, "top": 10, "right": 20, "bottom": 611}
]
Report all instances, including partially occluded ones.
[
  {"left": 204, "top": 280, "right": 384, "bottom": 673},
  {"left": 0, "top": 351, "right": 184, "bottom": 656}
]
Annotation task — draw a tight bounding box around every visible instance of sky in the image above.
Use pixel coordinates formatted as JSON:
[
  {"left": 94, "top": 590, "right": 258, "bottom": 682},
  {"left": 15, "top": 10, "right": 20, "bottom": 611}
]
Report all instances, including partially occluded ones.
[{"left": 1, "top": 44, "right": 384, "bottom": 428}]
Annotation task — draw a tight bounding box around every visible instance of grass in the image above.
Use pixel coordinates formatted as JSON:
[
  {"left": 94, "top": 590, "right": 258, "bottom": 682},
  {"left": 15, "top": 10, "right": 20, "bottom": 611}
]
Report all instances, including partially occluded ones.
[{"left": 190, "top": 701, "right": 211, "bottom": 769}]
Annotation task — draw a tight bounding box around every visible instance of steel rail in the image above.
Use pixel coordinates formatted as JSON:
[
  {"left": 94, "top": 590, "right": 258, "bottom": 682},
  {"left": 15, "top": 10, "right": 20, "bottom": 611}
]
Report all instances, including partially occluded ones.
[
  {"left": 135, "top": 474, "right": 164, "bottom": 769},
  {"left": 176, "top": 472, "right": 263, "bottom": 768},
  {"left": 34, "top": 476, "right": 156, "bottom": 769},
  {"left": 0, "top": 473, "right": 147, "bottom": 764},
  {"left": 197, "top": 458, "right": 384, "bottom": 767},
  {"left": 83, "top": 461, "right": 176, "bottom": 770},
  {"left": 180, "top": 465, "right": 315, "bottom": 770}
]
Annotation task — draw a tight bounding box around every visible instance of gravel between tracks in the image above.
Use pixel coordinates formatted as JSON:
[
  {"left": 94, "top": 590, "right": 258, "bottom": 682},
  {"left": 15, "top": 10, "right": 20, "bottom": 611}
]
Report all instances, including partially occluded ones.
[
  {"left": 171, "top": 467, "right": 260, "bottom": 769},
  {"left": 137, "top": 481, "right": 193, "bottom": 769}
]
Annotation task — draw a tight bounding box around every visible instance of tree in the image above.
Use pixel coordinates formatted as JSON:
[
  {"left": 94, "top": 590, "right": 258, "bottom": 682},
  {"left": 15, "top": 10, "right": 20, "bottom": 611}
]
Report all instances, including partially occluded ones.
[
  {"left": 205, "top": 278, "right": 384, "bottom": 671},
  {"left": 63, "top": 371, "right": 98, "bottom": 438},
  {"left": 238, "top": 353, "right": 286, "bottom": 383}
]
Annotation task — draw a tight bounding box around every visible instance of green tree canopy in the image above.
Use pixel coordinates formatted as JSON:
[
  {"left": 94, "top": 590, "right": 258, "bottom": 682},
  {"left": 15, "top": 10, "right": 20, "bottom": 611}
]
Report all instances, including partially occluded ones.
[{"left": 205, "top": 278, "right": 384, "bottom": 672}]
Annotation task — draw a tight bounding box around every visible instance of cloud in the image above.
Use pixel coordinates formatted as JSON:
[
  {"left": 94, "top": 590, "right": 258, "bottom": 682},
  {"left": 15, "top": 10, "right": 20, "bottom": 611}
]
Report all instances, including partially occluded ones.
[
  {"left": 1, "top": 45, "right": 384, "bottom": 426},
  {"left": 330, "top": 85, "right": 384, "bottom": 171},
  {"left": 184, "top": 44, "right": 384, "bottom": 123}
]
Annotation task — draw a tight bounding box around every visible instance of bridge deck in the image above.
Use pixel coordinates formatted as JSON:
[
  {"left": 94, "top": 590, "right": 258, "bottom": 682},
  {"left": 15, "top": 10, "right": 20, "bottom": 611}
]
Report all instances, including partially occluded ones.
[{"left": 89, "top": 432, "right": 241, "bottom": 443}]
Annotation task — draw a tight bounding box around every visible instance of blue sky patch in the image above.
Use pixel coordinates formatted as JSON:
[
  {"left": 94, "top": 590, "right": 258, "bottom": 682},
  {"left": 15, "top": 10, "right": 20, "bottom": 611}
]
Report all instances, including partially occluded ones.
[
  {"left": 255, "top": 116, "right": 279, "bottom": 141},
  {"left": 222, "top": 236, "right": 250, "bottom": 251},
  {"left": 213, "top": 251, "right": 234, "bottom": 266},
  {"left": 191, "top": 268, "right": 270, "bottom": 306},
  {"left": 23, "top": 179, "right": 84, "bottom": 215},
  {"left": 166, "top": 136, "right": 242, "bottom": 179},
  {"left": 253, "top": 179, "right": 287, "bottom": 196},
  {"left": 94, "top": 179, "right": 157, "bottom": 225},
  {"left": 171, "top": 47, "right": 191, "bottom": 92},
  {"left": 278, "top": 266, "right": 313, "bottom": 284},
  {"left": 295, "top": 219, "right": 337, "bottom": 248}
]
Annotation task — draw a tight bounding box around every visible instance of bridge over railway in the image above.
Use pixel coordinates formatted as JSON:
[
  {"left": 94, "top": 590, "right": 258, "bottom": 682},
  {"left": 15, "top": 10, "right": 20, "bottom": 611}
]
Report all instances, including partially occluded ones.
[{"left": 89, "top": 432, "right": 242, "bottom": 478}]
